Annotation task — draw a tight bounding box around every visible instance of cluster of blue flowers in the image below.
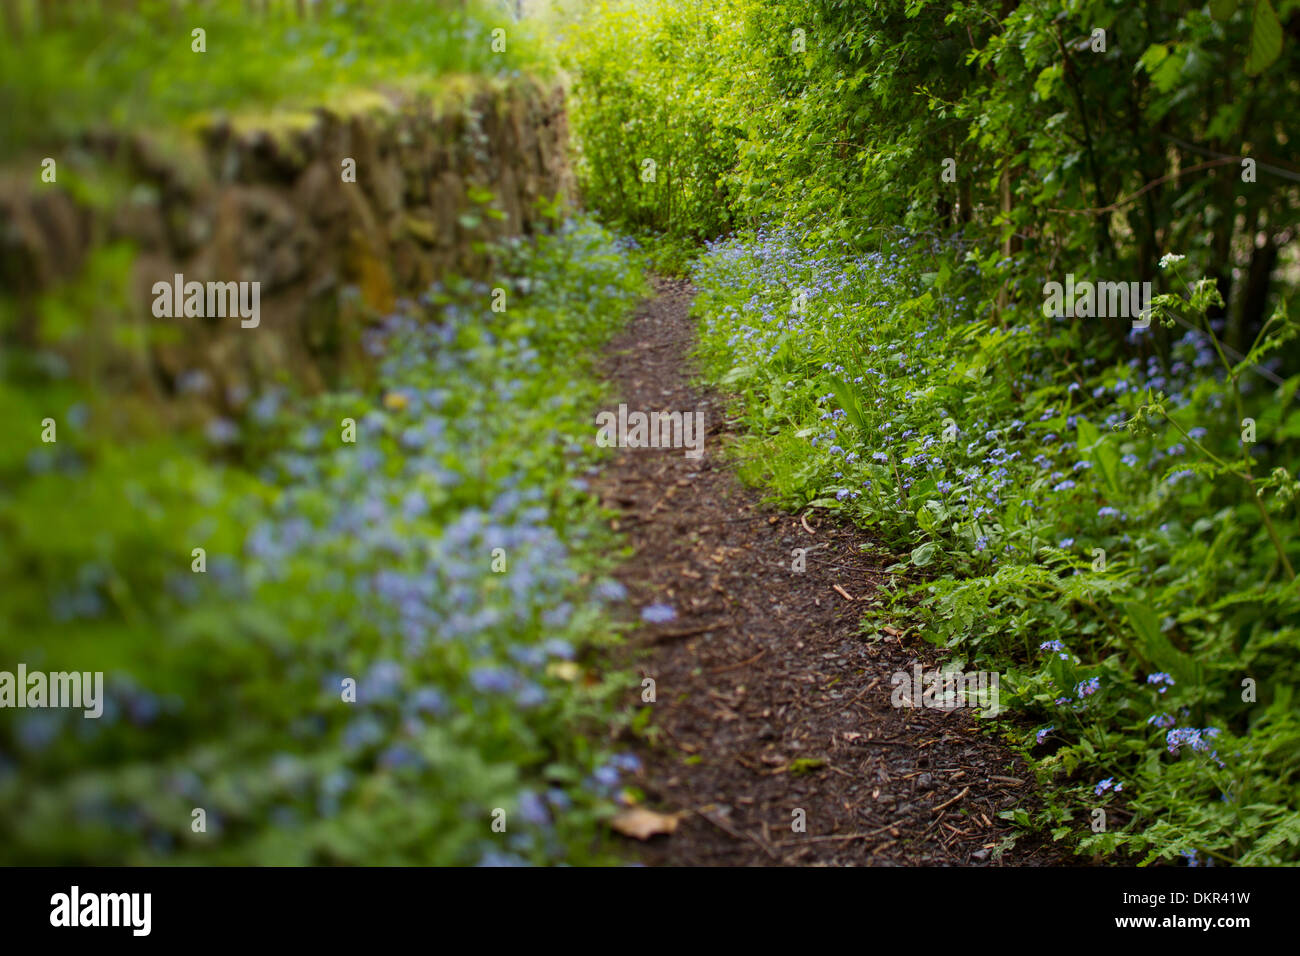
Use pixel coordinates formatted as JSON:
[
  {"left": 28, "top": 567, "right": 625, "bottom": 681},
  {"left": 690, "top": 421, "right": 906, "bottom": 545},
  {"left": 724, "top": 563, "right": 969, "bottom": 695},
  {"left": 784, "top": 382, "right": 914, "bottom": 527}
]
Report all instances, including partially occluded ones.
[
  {"left": 687, "top": 225, "right": 1280, "bottom": 864},
  {"left": 0, "top": 217, "right": 648, "bottom": 865}
]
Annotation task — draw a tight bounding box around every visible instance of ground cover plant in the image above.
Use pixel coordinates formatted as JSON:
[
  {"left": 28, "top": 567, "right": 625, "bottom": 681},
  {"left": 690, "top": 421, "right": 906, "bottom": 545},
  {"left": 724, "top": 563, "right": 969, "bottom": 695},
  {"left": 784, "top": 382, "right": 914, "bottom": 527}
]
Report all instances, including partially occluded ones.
[
  {"left": 3, "top": 0, "right": 1299, "bottom": 873},
  {"left": 0, "top": 215, "right": 648, "bottom": 864},
  {"left": 688, "top": 227, "right": 1300, "bottom": 864}
]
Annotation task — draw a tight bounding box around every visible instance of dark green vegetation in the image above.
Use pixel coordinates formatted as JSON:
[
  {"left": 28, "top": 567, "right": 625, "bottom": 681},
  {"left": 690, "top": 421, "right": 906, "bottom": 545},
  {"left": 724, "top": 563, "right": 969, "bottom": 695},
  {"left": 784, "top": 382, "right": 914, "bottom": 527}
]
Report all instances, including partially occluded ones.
[{"left": 565, "top": 0, "right": 1300, "bottom": 864}]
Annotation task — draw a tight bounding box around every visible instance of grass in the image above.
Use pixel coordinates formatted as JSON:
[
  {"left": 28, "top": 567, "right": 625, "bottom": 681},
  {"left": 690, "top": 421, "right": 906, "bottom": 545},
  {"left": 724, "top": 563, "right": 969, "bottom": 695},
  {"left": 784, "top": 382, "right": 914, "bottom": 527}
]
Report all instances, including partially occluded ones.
[{"left": 0, "top": 0, "right": 555, "bottom": 152}]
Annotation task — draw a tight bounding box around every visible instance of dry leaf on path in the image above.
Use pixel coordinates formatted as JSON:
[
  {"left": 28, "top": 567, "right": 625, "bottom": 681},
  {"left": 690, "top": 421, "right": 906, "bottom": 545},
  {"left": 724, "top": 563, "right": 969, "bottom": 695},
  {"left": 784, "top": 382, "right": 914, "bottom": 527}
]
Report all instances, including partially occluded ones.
[{"left": 608, "top": 807, "right": 681, "bottom": 840}]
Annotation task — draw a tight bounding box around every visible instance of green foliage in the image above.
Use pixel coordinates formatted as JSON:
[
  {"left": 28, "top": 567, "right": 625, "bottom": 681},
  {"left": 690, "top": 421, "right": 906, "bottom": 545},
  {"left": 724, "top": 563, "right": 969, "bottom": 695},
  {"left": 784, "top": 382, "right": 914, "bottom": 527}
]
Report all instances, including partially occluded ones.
[
  {"left": 689, "top": 226, "right": 1300, "bottom": 864},
  {"left": 564, "top": 0, "right": 1297, "bottom": 353},
  {"left": 566, "top": 0, "right": 1300, "bottom": 864},
  {"left": 0, "top": 0, "right": 554, "bottom": 150},
  {"left": 560, "top": 0, "right": 750, "bottom": 245},
  {"left": 0, "top": 216, "right": 649, "bottom": 864}
]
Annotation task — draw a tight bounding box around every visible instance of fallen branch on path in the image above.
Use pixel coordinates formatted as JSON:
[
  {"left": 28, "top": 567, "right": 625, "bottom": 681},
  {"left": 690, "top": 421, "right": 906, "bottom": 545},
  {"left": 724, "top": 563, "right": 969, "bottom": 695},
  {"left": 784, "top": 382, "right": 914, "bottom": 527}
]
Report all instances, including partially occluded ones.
[
  {"left": 813, "top": 677, "right": 881, "bottom": 711},
  {"left": 921, "top": 812, "right": 947, "bottom": 841}
]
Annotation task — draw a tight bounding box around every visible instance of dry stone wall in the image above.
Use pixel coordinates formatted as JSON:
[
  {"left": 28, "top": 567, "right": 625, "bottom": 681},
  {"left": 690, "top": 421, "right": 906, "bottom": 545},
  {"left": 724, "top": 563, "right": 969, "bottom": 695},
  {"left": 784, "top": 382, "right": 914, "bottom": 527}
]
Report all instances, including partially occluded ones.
[{"left": 0, "top": 78, "right": 574, "bottom": 417}]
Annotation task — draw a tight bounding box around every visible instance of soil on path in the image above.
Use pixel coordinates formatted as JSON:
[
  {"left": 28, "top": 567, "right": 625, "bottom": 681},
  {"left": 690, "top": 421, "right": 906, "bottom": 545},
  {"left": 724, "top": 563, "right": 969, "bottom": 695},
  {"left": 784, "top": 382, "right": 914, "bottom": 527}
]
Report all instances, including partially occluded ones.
[{"left": 596, "top": 277, "right": 1069, "bottom": 866}]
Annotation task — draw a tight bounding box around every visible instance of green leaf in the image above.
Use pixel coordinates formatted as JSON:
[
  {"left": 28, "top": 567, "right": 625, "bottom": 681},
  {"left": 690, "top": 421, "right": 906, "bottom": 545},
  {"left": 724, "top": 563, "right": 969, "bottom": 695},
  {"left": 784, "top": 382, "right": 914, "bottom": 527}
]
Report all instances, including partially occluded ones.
[
  {"left": 1076, "top": 418, "right": 1121, "bottom": 496},
  {"left": 1140, "top": 43, "right": 1186, "bottom": 94},
  {"left": 788, "top": 758, "right": 825, "bottom": 775},
  {"left": 1033, "top": 64, "right": 1062, "bottom": 100},
  {"left": 1210, "top": 0, "right": 1239, "bottom": 19},
  {"left": 719, "top": 364, "right": 756, "bottom": 386},
  {"left": 1139, "top": 43, "right": 1169, "bottom": 71},
  {"left": 828, "top": 378, "right": 867, "bottom": 433},
  {"left": 1244, "top": 0, "right": 1283, "bottom": 76},
  {"left": 1239, "top": 812, "right": 1300, "bottom": 863},
  {"left": 916, "top": 504, "right": 938, "bottom": 533},
  {"left": 911, "top": 541, "right": 938, "bottom": 567},
  {"left": 1121, "top": 600, "right": 1194, "bottom": 685},
  {"left": 805, "top": 497, "right": 842, "bottom": 509}
]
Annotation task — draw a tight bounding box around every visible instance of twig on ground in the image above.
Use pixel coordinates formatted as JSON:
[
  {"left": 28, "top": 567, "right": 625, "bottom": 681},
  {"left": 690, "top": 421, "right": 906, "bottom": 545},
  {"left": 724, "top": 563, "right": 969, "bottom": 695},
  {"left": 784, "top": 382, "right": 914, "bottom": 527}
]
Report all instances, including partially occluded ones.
[
  {"left": 932, "top": 786, "right": 971, "bottom": 814},
  {"left": 694, "top": 809, "right": 779, "bottom": 860},
  {"left": 773, "top": 820, "right": 897, "bottom": 848},
  {"left": 706, "top": 649, "right": 767, "bottom": 673},
  {"left": 647, "top": 621, "right": 725, "bottom": 644}
]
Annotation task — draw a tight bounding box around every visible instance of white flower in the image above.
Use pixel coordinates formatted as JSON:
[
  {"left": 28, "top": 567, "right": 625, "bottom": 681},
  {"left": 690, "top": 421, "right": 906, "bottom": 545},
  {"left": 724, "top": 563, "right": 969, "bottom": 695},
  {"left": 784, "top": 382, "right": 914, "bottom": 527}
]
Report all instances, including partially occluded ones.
[{"left": 1158, "top": 253, "right": 1186, "bottom": 269}]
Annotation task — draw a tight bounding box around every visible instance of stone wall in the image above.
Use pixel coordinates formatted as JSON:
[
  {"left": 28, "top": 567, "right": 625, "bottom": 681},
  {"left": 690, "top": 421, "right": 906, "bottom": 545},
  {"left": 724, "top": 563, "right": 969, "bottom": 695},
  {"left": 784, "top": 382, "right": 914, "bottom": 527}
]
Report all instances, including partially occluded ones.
[{"left": 0, "top": 78, "right": 574, "bottom": 414}]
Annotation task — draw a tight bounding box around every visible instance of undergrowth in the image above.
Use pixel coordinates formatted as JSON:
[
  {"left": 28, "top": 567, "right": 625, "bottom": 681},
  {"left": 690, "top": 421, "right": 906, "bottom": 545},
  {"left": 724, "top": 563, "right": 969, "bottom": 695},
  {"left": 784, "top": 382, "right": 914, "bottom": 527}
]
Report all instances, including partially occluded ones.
[
  {"left": 0, "top": 215, "right": 648, "bottom": 864},
  {"left": 691, "top": 226, "right": 1300, "bottom": 865}
]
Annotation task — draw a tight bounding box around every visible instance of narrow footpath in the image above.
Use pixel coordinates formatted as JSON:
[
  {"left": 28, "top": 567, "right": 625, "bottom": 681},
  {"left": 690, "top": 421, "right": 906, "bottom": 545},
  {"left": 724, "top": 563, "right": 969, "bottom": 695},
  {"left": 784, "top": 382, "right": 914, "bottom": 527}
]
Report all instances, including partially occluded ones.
[{"left": 597, "top": 277, "right": 1068, "bottom": 866}]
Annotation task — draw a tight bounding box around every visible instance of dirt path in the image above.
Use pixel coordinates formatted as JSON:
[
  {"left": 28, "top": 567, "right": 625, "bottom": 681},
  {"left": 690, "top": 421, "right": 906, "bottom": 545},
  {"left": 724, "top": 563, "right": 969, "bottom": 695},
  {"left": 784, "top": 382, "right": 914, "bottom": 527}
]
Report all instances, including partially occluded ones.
[{"left": 597, "top": 277, "right": 1067, "bottom": 866}]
